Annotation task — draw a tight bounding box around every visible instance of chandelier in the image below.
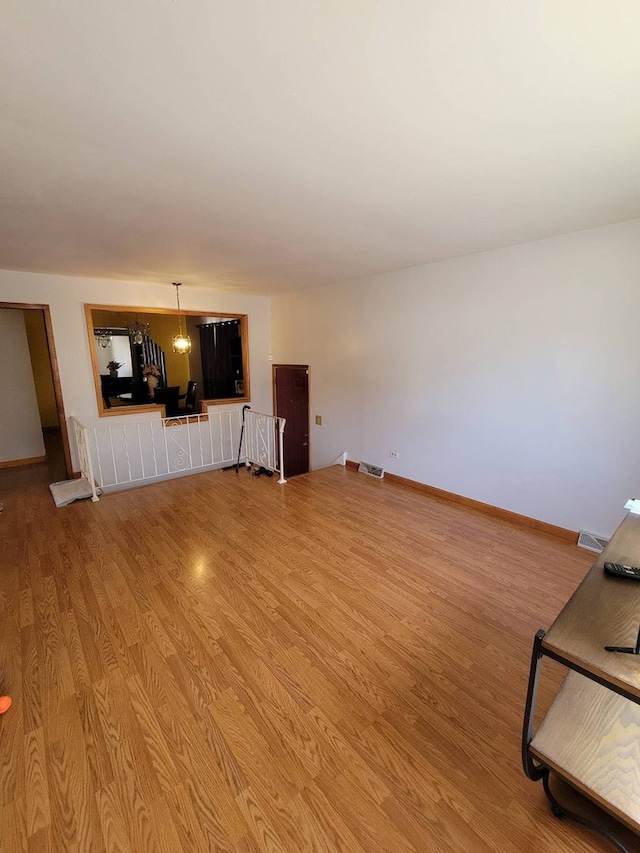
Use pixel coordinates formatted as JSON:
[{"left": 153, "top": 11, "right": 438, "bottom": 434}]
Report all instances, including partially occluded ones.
[
  {"left": 95, "top": 329, "right": 112, "bottom": 348},
  {"left": 127, "top": 314, "right": 151, "bottom": 345}
]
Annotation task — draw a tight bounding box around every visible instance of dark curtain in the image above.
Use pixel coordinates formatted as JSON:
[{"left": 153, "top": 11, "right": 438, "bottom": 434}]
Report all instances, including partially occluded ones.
[
  {"left": 200, "top": 325, "right": 217, "bottom": 398},
  {"left": 200, "top": 321, "right": 240, "bottom": 398}
]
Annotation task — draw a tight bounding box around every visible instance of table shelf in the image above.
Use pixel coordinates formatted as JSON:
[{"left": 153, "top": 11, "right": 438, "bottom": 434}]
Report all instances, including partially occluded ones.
[
  {"left": 522, "top": 512, "right": 640, "bottom": 849},
  {"left": 531, "top": 671, "right": 640, "bottom": 834}
]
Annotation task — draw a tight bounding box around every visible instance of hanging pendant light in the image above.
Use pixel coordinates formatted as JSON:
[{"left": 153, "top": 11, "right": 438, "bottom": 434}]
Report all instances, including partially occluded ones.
[{"left": 172, "top": 282, "right": 192, "bottom": 354}]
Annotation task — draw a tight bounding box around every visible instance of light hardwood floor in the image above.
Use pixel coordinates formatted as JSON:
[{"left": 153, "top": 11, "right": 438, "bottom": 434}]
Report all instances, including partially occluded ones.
[{"left": 1, "top": 461, "right": 637, "bottom": 852}]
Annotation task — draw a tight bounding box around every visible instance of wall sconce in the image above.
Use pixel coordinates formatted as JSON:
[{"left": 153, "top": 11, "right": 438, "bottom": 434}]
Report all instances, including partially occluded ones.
[{"left": 172, "top": 282, "right": 192, "bottom": 354}]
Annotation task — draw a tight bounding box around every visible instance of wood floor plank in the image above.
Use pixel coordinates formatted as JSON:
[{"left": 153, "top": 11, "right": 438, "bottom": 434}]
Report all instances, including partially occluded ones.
[
  {"left": 27, "top": 825, "right": 55, "bottom": 853},
  {"left": 24, "top": 726, "right": 51, "bottom": 838},
  {"left": 75, "top": 685, "right": 115, "bottom": 792},
  {"left": 286, "top": 782, "right": 368, "bottom": 853},
  {"left": 0, "top": 679, "right": 24, "bottom": 807},
  {"left": 183, "top": 775, "right": 239, "bottom": 853},
  {"left": 314, "top": 765, "right": 414, "bottom": 853},
  {"left": 236, "top": 786, "right": 293, "bottom": 852},
  {"left": 19, "top": 625, "right": 42, "bottom": 738},
  {"left": 164, "top": 781, "right": 212, "bottom": 852},
  {"left": 2, "top": 798, "right": 28, "bottom": 853},
  {"left": 2, "top": 460, "right": 636, "bottom": 851},
  {"left": 96, "top": 781, "right": 135, "bottom": 853},
  {"left": 157, "top": 706, "right": 250, "bottom": 841}
]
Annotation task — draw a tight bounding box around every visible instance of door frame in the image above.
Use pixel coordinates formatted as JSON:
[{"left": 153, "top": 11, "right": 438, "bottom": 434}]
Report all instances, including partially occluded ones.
[
  {"left": 0, "top": 302, "right": 73, "bottom": 478},
  {"left": 272, "top": 364, "right": 311, "bottom": 474}
]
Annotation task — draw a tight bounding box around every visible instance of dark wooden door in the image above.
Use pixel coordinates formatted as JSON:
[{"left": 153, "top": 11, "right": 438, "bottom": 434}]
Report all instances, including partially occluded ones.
[{"left": 274, "top": 365, "right": 309, "bottom": 477}]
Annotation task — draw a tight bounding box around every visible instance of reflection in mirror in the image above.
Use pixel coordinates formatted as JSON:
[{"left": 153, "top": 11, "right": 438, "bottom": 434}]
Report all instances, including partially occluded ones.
[
  {"left": 86, "top": 306, "right": 249, "bottom": 417},
  {"left": 94, "top": 329, "right": 134, "bottom": 376}
]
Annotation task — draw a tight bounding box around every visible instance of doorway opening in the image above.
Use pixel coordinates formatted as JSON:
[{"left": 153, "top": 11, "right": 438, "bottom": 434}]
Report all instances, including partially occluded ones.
[
  {"left": 0, "top": 302, "right": 72, "bottom": 480},
  {"left": 273, "top": 364, "right": 310, "bottom": 477}
]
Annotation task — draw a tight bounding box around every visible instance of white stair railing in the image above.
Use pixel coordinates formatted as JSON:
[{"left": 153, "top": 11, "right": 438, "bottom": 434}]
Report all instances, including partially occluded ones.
[
  {"left": 242, "top": 408, "right": 287, "bottom": 484},
  {"left": 71, "top": 410, "right": 242, "bottom": 495}
]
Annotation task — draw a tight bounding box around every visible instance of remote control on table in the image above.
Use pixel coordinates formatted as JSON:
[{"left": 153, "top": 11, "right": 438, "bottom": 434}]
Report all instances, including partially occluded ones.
[{"left": 604, "top": 562, "right": 640, "bottom": 580}]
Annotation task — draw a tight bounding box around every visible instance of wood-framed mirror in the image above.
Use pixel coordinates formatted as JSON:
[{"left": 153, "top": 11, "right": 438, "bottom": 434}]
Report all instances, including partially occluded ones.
[{"left": 85, "top": 304, "right": 250, "bottom": 418}]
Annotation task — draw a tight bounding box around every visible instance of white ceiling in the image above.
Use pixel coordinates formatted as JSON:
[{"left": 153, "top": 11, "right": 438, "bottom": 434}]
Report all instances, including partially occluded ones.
[{"left": 2, "top": 1, "right": 640, "bottom": 294}]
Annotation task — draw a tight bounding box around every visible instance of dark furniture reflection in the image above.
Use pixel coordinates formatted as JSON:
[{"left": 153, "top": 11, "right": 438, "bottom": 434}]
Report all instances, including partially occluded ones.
[
  {"left": 178, "top": 381, "right": 198, "bottom": 415},
  {"left": 130, "top": 379, "right": 152, "bottom": 404},
  {"left": 154, "top": 386, "right": 181, "bottom": 417},
  {"left": 100, "top": 375, "right": 133, "bottom": 408}
]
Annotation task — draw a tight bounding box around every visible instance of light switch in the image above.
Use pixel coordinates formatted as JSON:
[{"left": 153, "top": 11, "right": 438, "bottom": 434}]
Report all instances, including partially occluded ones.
[{"left": 315, "top": 415, "right": 322, "bottom": 426}]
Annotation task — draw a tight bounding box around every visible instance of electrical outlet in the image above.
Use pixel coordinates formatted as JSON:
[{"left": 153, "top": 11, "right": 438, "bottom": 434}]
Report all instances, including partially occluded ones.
[
  {"left": 315, "top": 415, "right": 322, "bottom": 426},
  {"left": 390, "top": 450, "right": 399, "bottom": 459}
]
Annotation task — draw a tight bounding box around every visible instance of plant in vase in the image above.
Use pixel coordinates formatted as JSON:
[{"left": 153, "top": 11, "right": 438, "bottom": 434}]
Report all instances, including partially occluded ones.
[
  {"left": 107, "top": 360, "right": 123, "bottom": 378},
  {"left": 143, "top": 363, "right": 161, "bottom": 397}
]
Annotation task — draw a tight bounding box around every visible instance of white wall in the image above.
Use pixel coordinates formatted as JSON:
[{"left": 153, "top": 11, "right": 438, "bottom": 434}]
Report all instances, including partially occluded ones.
[
  {"left": 0, "top": 309, "right": 46, "bottom": 464},
  {"left": 271, "top": 219, "right": 640, "bottom": 537},
  {"left": 0, "top": 270, "right": 272, "bottom": 469}
]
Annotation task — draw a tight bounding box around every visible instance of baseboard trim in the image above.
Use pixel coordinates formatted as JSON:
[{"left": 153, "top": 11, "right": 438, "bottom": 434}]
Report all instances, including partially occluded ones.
[
  {"left": 345, "top": 459, "right": 576, "bottom": 542},
  {"left": 0, "top": 455, "right": 47, "bottom": 469}
]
